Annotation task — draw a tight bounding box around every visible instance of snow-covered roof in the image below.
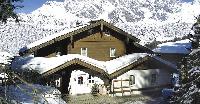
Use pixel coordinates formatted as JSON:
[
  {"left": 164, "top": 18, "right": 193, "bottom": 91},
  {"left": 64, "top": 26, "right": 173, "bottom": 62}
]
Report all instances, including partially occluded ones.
[
  {"left": 153, "top": 39, "right": 191, "bottom": 54},
  {"left": 19, "top": 19, "right": 140, "bottom": 55},
  {"left": 105, "top": 53, "right": 147, "bottom": 74},
  {"left": 12, "top": 53, "right": 177, "bottom": 76},
  {"left": 12, "top": 53, "right": 147, "bottom": 74},
  {"left": 19, "top": 25, "right": 86, "bottom": 53}
]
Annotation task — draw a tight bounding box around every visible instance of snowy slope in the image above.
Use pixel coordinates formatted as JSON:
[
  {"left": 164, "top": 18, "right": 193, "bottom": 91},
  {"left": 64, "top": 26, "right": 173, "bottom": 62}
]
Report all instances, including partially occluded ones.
[
  {"left": 153, "top": 39, "right": 191, "bottom": 54},
  {"left": 0, "top": 52, "right": 13, "bottom": 64},
  {"left": 0, "top": 0, "right": 200, "bottom": 55},
  {"left": 0, "top": 84, "right": 66, "bottom": 104}
]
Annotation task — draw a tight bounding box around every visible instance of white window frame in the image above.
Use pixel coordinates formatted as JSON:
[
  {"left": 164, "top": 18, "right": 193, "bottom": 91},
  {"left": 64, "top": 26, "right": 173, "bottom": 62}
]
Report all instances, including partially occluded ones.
[
  {"left": 130, "top": 75, "right": 135, "bottom": 85},
  {"left": 88, "top": 75, "right": 94, "bottom": 83},
  {"left": 110, "top": 48, "right": 116, "bottom": 57},
  {"left": 78, "top": 76, "right": 83, "bottom": 84},
  {"left": 81, "top": 48, "right": 87, "bottom": 56}
]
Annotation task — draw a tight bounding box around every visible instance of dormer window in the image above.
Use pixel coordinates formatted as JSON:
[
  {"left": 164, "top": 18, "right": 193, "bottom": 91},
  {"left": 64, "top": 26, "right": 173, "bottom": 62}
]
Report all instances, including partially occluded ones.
[
  {"left": 81, "top": 48, "right": 87, "bottom": 56},
  {"left": 110, "top": 48, "right": 116, "bottom": 57}
]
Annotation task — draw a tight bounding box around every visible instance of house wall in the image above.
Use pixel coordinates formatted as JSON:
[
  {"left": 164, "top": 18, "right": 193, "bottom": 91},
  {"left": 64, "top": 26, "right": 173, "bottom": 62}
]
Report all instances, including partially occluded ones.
[
  {"left": 158, "top": 53, "right": 186, "bottom": 65},
  {"left": 68, "top": 70, "right": 106, "bottom": 95},
  {"left": 35, "top": 32, "right": 129, "bottom": 61},
  {"left": 112, "top": 69, "right": 171, "bottom": 96},
  {"left": 68, "top": 32, "right": 126, "bottom": 61}
]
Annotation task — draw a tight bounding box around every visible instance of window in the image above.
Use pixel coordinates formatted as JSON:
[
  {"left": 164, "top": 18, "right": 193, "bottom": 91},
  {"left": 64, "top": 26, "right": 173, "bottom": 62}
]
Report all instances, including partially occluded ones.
[
  {"left": 78, "top": 76, "right": 83, "bottom": 84},
  {"left": 88, "top": 75, "right": 94, "bottom": 83},
  {"left": 151, "top": 74, "right": 157, "bottom": 84},
  {"left": 81, "top": 48, "right": 87, "bottom": 56},
  {"left": 129, "top": 75, "right": 135, "bottom": 85},
  {"left": 110, "top": 48, "right": 116, "bottom": 57},
  {"left": 88, "top": 75, "right": 91, "bottom": 79}
]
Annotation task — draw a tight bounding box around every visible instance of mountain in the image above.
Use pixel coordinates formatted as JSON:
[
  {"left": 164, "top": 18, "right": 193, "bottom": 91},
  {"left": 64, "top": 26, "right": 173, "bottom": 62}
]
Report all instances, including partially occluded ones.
[{"left": 0, "top": 0, "right": 200, "bottom": 55}]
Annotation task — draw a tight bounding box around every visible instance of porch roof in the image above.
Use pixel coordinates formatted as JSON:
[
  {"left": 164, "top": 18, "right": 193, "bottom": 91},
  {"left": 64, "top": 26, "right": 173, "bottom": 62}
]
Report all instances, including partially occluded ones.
[
  {"left": 11, "top": 53, "right": 176, "bottom": 78},
  {"left": 11, "top": 53, "right": 147, "bottom": 74}
]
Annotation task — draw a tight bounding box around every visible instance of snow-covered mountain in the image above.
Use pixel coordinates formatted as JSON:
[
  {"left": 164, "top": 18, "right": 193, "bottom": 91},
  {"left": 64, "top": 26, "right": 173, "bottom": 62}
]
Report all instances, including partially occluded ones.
[{"left": 1, "top": 0, "right": 200, "bottom": 55}]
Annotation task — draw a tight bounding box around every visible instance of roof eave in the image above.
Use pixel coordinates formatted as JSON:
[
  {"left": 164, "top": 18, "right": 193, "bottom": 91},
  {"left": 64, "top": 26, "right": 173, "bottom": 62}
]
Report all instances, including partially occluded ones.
[{"left": 19, "top": 19, "right": 140, "bottom": 55}]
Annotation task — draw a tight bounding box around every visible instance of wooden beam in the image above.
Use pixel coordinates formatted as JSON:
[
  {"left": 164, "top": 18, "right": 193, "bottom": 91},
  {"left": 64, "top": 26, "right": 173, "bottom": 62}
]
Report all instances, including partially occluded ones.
[
  {"left": 126, "top": 37, "right": 130, "bottom": 44},
  {"left": 70, "top": 35, "right": 74, "bottom": 48},
  {"left": 100, "top": 23, "right": 104, "bottom": 38},
  {"left": 100, "top": 22, "right": 103, "bottom": 32}
]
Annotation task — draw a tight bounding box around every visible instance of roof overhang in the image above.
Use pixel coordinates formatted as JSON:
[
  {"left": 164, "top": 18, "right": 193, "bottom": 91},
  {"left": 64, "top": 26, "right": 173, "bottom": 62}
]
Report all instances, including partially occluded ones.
[{"left": 19, "top": 19, "right": 140, "bottom": 56}]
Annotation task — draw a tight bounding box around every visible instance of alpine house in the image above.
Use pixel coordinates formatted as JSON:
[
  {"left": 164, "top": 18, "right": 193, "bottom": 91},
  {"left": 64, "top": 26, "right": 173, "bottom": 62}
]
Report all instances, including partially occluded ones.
[{"left": 12, "top": 19, "right": 178, "bottom": 96}]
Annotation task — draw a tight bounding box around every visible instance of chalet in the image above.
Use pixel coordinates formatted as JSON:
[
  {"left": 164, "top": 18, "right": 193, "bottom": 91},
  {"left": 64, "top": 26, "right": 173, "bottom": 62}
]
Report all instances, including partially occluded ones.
[{"left": 12, "top": 19, "right": 178, "bottom": 96}]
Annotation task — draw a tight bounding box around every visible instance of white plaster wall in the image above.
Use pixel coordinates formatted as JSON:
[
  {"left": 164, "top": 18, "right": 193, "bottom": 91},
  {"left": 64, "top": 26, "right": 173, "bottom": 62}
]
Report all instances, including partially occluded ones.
[
  {"left": 68, "top": 69, "right": 172, "bottom": 95},
  {"left": 113, "top": 69, "right": 171, "bottom": 95},
  {"left": 68, "top": 70, "right": 104, "bottom": 95}
]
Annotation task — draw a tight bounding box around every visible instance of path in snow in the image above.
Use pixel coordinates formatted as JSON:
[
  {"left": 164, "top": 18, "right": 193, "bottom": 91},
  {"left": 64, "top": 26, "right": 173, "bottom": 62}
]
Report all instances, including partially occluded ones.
[{"left": 63, "top": 91, "right": 167, "bottom": 104}]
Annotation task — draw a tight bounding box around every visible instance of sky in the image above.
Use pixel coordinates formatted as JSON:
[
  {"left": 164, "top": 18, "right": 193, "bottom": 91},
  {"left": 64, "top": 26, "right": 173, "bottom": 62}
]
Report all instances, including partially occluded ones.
[
  {"left": 15, "top": 0, "right": 193, "bottom": 14},
  {"left": 15, "top": 0, "right": 64, "bottom": 13}
]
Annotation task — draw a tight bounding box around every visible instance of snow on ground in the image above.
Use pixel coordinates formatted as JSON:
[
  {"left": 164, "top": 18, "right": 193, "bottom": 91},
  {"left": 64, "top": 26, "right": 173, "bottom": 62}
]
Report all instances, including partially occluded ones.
[
  {"left": 0, "top": 73, "right": 8, "bottom": 79},
  {"left": 189, "top": 48, "right": 200, "bottom": 55},
  {"left": 0, "top": 84, "right": 66, "bottom": 104},
  {"left": 0, "top": 52, "right": 13, "bottom": 79},
  {"left": 66, "top": 93, "right": 165, "bottom": 104},
  {"left": 0, "top": 52, "right": 13, "bottom": 65},
  {"left": 12, "top": 53, "right": 147, "bottom": 74},
  {"left": 153, "top": 39, "right": 191, "bottom": 54}
]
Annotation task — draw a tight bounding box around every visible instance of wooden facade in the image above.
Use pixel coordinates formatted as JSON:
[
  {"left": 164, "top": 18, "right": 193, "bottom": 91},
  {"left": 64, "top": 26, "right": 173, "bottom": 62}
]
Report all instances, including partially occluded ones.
[
  {"left": 21, "top": 19, "right": 152, "bottom": 61},
  {"left": 68, "top": 32, "right": 126, "bottom": 61},
  {"left": 157, "top": 53, "right": 186, "bottom": 65}
]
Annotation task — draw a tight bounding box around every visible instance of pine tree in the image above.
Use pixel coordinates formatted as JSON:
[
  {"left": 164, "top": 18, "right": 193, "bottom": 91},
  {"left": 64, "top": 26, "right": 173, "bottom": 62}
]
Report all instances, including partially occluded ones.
[
  {"left": 170, "top": 15, "right": 200, "bottom": 104},
  {"left": 0, "top": 0, "right": 23, "bottom": 23}
]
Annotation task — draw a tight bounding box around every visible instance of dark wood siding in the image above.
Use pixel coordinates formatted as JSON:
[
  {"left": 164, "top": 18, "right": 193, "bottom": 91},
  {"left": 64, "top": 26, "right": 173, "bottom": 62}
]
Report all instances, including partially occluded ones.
[
  {"left": 34, "top": 25, "right": 146, "bottom": 60},
  {"left": 68, "top": 32, "right": 126, "bottom": 61},
  {"left": 158, "top": 53, "right": 186, "bottom": 65},
  {"left": 35, "top": 39, "right": 69, "bottom": 58}
]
